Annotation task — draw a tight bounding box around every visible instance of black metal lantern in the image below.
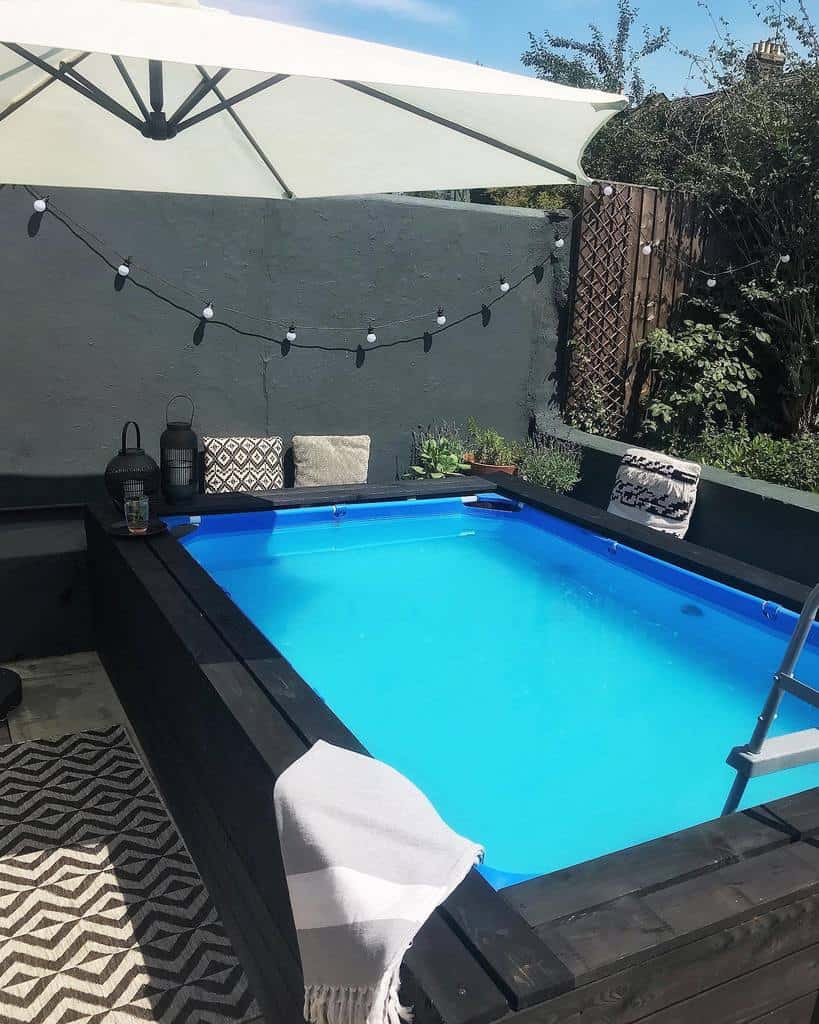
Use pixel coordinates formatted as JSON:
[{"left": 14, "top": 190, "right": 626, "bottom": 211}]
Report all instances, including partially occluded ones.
[
  {"left": 160, "top": 394, "right": 198, "bottom": 504},
  {"left": 104, "top": 421, "right": 160, "bottom": 509}
]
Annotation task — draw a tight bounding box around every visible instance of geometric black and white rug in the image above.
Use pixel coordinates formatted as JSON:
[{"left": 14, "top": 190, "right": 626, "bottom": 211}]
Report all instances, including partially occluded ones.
[{"left": 0, "top": 726, "right": 262, "bottom": 1023}]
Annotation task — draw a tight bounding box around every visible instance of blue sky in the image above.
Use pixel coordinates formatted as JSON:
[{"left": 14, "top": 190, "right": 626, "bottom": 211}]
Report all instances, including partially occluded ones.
[{"left": 210, "top": 0, "right": 777, "bottom": 97}]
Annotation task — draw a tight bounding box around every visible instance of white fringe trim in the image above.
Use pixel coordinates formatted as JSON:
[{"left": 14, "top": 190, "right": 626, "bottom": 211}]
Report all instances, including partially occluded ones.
[
  {"left": 301, "top": 848, "right": 483, "bottom": 1024},
  {"left": 304, "top": 964, "right": 413, "bottom": 1024}
]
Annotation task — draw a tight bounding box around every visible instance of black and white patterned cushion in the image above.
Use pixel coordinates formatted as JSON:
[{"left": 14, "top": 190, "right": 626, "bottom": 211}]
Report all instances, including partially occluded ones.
[
  {"left": 608, "top": 446, "right": 701, "bottom": 538},
  {"left": 203, "top": 436, "right": 284, "bottom": 494}
]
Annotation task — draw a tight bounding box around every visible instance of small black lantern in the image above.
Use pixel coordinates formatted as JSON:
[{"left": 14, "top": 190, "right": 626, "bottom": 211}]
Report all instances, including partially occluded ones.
[
  {"left": 160, "top": 394, "right": 198, "bottom": 504},
  {"left": 104, "top": 421, "right": 160, "bottom": 509}
]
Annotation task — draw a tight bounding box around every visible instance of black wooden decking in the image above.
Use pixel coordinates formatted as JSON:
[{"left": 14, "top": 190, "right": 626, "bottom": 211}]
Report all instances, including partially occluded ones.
[{"left": 86, "top": 478, "right": 819, "bottom": 1024}]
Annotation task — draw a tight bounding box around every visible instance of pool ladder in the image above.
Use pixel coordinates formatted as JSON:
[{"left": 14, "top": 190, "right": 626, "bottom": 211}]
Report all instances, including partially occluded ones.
[{"left": 723, "top": 582, "right": 819, "bottom": 815}]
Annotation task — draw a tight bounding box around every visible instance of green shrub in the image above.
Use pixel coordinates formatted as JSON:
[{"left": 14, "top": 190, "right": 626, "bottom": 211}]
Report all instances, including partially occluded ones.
[
  {"left": 642, "top": 313, "right": 769, "bottom": 440},
  {"left": 678, "top": 423, "right": 819, "bottom": 494},
  {"left": 466, "top": 418, "right": 523, "bottom": 466},
  {"left": 518, "top": 436, "right": 582, "bottom": 494}
]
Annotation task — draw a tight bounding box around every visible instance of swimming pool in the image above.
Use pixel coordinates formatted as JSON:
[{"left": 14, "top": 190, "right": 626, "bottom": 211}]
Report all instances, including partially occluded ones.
[{"left": 170, "top": 496, "right": 819, "bottom": 888}]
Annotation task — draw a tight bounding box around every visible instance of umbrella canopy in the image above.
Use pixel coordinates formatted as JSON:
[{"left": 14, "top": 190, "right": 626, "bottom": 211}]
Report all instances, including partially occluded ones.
[{"left": 0, "top": 0, "right": 627, "bottom": 199}]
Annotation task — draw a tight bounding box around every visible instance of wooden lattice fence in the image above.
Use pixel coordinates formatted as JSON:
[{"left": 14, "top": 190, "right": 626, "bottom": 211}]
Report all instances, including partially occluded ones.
[{"left": 565, "top": 181, "right": 706, "bottom": 437}]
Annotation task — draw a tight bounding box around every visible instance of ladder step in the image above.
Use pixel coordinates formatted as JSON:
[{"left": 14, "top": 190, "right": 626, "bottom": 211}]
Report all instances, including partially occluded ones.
[{"left": 727, "top": 728, "right": 819, "bottom": 778}]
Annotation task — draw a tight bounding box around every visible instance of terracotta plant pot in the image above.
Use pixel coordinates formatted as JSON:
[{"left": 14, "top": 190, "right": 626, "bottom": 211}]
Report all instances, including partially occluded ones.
[{"left": 464, "top": 453, "right": 518, "bottom": 477}]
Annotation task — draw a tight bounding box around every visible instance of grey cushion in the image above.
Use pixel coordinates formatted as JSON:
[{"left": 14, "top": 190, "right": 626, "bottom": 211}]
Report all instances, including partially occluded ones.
[
  {"left": 203, "top": 436, "right": 284, "bottom": 493},
  {"left": 292, "top": 435, "right": 371, "bottom": 488}
]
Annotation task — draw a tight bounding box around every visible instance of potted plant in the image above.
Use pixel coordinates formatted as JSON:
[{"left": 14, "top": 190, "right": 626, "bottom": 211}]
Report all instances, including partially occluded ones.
[
  {"left": 464, "top": 418, "right": 522, "bottom": 476},
  {"left": 406, "top": 423, "right": 470, "bottom": 479}
]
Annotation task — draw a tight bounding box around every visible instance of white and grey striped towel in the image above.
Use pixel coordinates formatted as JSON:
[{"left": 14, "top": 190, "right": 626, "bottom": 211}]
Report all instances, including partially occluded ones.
[{"left": 274, "top": 740, "right": 483, "bottom": 1024}]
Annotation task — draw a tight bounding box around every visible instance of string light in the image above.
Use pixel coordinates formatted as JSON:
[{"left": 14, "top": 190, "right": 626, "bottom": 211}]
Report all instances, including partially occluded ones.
[
  {"left": 30, "top": 182, "right": 796, "bottom": 359},
  {"left": 16, "top": 183, "right": 620, "bottom": 360},
  {"left": 652, "top": 238, "right": 789, "bottom": 282},
  {"left": 21, "top": 183, "right": 605, "bottom": 341}
]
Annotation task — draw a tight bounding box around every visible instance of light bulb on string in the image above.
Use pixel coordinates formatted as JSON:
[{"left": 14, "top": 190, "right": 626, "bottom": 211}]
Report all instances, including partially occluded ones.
[
  {"left": 286, "top": 323, "right": 297, "bottom": 342},
  {"left": 642, "top": 243, "right": 653, "bottom": 256},
  {"left": 436, "top": 307, "right": 447, "bottom": 327},
  {"left": 554, "top": 237, "right": 565, "bottom": 250},
  {"left": 32, "top": 197, "right": 47, "bottom": 214},
  {"left": 499, "top": 276, "right": 511, "bottom": 293},
  {"left": 779, "top": 253, "right": 791, "bottom": 264},
  {"left": 202, "top": 301, "right": 215, "bottom": 320},
  {"left": 602, "top": 185, "right": 614, "bottom": 197},
  {"left": 117, "top": 259, "right": 131, "bottom": 278},
  {"left": 706, "top": 277, "right": 717, "bottom": 289},
  {"left": 366, "top": 325, "right": 377, "bottom": 344}
]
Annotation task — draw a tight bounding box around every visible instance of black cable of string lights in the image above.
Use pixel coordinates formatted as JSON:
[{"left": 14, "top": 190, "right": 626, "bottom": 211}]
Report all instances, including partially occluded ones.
[
  {"left": 635, "top": 233, "right": 791, "bottom": 285},
  {"left": 20, "top": 183, "right": 608, "bottom": 359}
]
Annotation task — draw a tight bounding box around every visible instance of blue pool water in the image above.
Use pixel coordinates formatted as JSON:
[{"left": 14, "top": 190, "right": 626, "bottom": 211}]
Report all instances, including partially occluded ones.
[{"left": 171, "top": 497, "right": 819, "bottom": 887}]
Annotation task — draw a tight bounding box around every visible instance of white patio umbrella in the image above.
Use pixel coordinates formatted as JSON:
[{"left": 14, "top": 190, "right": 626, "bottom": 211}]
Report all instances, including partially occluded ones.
[{"left": 0, "top": 0, "right": 626, "bottom": 199}]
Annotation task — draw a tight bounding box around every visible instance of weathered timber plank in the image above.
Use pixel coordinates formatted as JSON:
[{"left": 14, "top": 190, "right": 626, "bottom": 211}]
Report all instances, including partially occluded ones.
[
  {"left": 643, "top": 939, "right": 819, "bottom": 1024},
  {"left": 746, "top": 992, "right": 819, "bottom": 1024},
  {"left": 537, "top": 841, "right": 819, "bottom": 982},
  {"left": 642, "top": 842, "right": 819, "bottom": 940},
  {"left": 507, "top": 893, "right": 819, "bottom": 1024},
  {"left": 504, "top": 807, "right": 795, "bottom": 928}
]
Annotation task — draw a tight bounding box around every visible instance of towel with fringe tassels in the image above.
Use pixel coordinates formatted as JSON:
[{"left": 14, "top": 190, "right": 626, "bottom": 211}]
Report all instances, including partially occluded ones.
[{"left": 274, "top": 741, "right": 483, "bottom": 1024}]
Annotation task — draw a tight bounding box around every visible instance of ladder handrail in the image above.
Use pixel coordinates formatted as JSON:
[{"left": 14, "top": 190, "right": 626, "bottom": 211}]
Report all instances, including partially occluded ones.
[
  {"left": 779, "top": 583, "right": 819, "bottom": 679},
  {"left": 747, "top": 582, "right": 819, "bottom": 756},
  {"left": 722, "top": 582, "right": 819, "bottom": 815}
]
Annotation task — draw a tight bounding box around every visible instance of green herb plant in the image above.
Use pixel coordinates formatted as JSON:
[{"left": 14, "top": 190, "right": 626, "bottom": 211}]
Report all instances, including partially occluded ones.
[
  {"left": 466, "top": 418, "right": 523, "bottom": 466},
  {"left": 518, "top": 435, "right": 583, "bottom": 494}
]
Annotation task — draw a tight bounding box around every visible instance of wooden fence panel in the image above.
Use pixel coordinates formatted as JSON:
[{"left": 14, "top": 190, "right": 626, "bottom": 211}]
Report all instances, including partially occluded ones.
[{"left": 565, "top": 181, "right": 703, "bottom": 438}]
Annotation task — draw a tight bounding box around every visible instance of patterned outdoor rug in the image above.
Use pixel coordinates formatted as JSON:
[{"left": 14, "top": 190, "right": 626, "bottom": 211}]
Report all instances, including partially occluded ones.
[{"left": 0, "top": 725, "right": 262, "bottom": 1024}]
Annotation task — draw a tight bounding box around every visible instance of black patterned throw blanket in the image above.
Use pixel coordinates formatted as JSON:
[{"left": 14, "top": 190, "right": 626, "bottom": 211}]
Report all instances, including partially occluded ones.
[
  {"left": 0, "top": 726, "right": 260, "bottom": 1024},
  {"left": 608, "top": 447, "right": 702, "bottom": 538}
]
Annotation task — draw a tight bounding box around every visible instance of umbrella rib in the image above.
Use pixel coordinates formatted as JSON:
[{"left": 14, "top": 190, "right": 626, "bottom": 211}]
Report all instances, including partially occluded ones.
[
  {"left": 0, "top": 51, "right": 90, "bottom": 125},
  {"left": 193, "top": 66, "right": 294, "bottom": 199},
  {"left": 2, "top": 43, "right": 145, "bottom": 132},
  {"left": 167, "top": 68, "right": 231, "bottom": 129},
  {"left": 149, "top": 60, "right": 164, "bottom": 113},
  {"left": 337, "top": 80, "right": 578, "bottom": 183},
  {"left": 111, "top": 56, "right": 150, "bottom": 120},
  {"left": 174, "top": 73, "right": 288, "bottom": 131}
]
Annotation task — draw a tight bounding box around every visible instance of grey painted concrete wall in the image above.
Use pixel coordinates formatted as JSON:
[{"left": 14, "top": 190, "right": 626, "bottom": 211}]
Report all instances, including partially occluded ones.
[
  {"left": 564, "top": 427, "right": 819, "bottom": 588},
  {"left": 0, "top": 186, "right": 569, "bottom": 505}
]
